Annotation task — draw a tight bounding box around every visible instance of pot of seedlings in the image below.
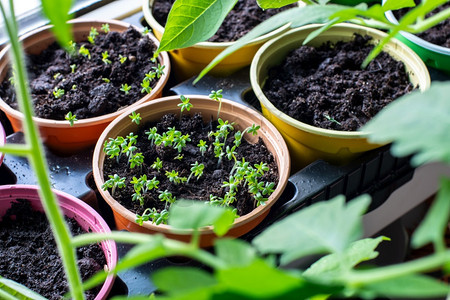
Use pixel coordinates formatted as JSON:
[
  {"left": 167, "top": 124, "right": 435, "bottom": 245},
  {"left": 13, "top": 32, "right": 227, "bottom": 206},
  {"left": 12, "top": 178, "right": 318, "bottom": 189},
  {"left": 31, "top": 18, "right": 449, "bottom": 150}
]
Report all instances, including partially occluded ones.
[
  {"left": 250, "top": 23, "right": 431, "bottom": 172},
  {"left": 0, "top": 19, "right": 170, "bottom": 154},
  {"left": 92, "top": 94, "right": 290, "bottom": 247},
  {"left": 142, "top": 0, "right": 295, "bottom": 80},
  {"left": 384, "top": 0, "right": 450, "bottom": 74},
  {"left": 0, "top": 184, "right": 117, "bottom": 300}
]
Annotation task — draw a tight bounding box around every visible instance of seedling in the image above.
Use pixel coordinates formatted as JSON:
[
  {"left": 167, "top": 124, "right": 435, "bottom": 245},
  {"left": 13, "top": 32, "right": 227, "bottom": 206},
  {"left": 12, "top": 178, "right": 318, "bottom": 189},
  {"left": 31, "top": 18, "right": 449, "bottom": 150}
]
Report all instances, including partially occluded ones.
[
  {"left": 87, "top": 27, "right": 99, "bottom": 44},
  {"left": 71, "top": 85, "right": 77, "bottom": 90},
  {"left": 119, "top": 54, "right": 127, "bottom": 64},
  {"left": 129, "top": 152, "right": 144, "bottom": 169},
  {"left": 145, "top": 127, "right": 158, "bottom": 145},
  {"left": 101, "top": 23, "right": 110, "bottom": 33},
  {"left": 102, "top": 174, "right": 126, "bottom": 196},
  {"left": 178, "top": 95, "right": 192, "bottom": 120},
  {"left": 101, "top": 51, "right": 111, "bottom": 64},
  {"left": 67, "top": 40, "right": 76, "bottom": 54},
  {"left": 120, "top": 83, "right": 131, "bottom": 94},
  {"left": 323, "top": 113, "right": 342, "bottom": 126},
  {"left": 246, "top": 124, "right": 260, "bottom": 136},
  {"left": 70, "top": 64, "right": 76, "bottom": 73},
  {"left": 53, "top": 87, "right": 65, "bottom": 99},
  {"left": 140, "top": 79, "right": 152, "bottom": 94},
  {"left": 65, "top": 111, "right": 77, "bottom": 127},
  {"left": 102, "top": 78, "right": 110, "bottom": 83},
  {"left": 173, "top": 134, "right": 191, "bottom": 153},
  {"left": 142, "top": 26, "right": 150, "bottom": 35},
  {"left": 209, "top": 89, "right": 223, "bottom": 118},
  {"left": 144, "top": 71, "right": 156, "bottom": 81},
  {"left": 158, "top": 190, "right": 176, "bottom": 209},
  {"left": 225, "top": 145, "right": 237, "bottom": 162},
  {"left": 129, "top": 111, "right": 142, "bottom": 125},
  {"left": 165, "top": 170, "right": 187, "bottom": 185},
  {"left": 151, "top": 157, "right": 163, "bottom": 171},
  {"left": 187, "top": 161, "right": 204, "bottom": 183},
  {"left": 174, "top": 154, "right": 184, "bottom": 161},
  {"left": 8, "top": 76, "right": 15, "bottom": 85},
  {"left": 197, "top": 140, "right": 207, "bottom": 156},
  {"left": 78, "top": 45, "right": 91, "bottom": 59},
  {"left": 53, "top": 73, "right": 61, "bottom": 80},
  {"left": 135, "top": 207, "right": 169, "bottom": 225},
  {"left": 152, "top": 64, "right": 165, "bottom": 78}
]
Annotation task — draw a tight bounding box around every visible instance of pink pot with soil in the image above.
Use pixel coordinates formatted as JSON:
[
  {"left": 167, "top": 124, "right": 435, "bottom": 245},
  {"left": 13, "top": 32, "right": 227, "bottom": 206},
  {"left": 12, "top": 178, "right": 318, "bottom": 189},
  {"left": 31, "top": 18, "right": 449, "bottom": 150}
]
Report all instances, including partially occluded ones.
[
  {"left": 0, "top": 19, "right": 170, "bottom": 155},
  {"left": 0, "top": 184, "right": 117, "bottom": 300}
]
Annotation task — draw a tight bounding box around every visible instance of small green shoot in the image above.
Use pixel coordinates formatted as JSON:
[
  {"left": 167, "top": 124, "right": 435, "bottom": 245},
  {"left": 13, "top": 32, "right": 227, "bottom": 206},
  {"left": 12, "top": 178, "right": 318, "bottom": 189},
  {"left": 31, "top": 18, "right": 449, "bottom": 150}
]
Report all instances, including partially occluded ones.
[
  {"left": 142, "top": 26, "right": 150, "bottom": 35},
  {"left": 119, "top": 54, "right": 127, "bottom": 64},
  {"left": 187, "top": 161, "right": 204, "bottom": 183},
  {"left": 178, "top": 95, "right": 193, "bottom": 120},
  {"left": 158, "top": 190, "right": 176, "bottom": 206},
  {"left": 71, "top": 85, "right": 77, "bottom": 90},
  {"left": 129, "top": 112, "right": 142, "bottom": 125},
  {"left": 136, "top": 208, "right": 169, "bottom": 225},
  {"left": 78, "top": 45, "right": 91, "bottom": 59},
  {"left": 197, "top": 140, "right": 207, "bottom": 156},
  {"left": 102, "top": 78, "right": 110, "bottom": 83},
  {"left": 151, "top": 157, "right": 163, "bottom": 171},
  {"left": 152, "top": 64, "right": 165, "bottom": 78},
  {"left": 53, "top": 73, "right": 61, "bottom": 80},
  {"left": 246, "top": 124, "right": 260, "bottom": 136},
  {"left": 140, "top": 79, "right": 152, "bottom": 94},
  {"left": 102, "top": 174, "right": 126, "bottom": 196},
  {"left": 101, "top": 23, "right": 110, "bottom": 33},
  {"left": 165, "top": 170, "right": 187, "bottom": 185},
  {"left": 101, "top": 51, "right": 111, "bottom": 64},
  {"left": 323, "top": 113, "right": 342, "bottom": 126},
  {"left": 65, "top": 111, "right": 77, "bottom": 127},
  {"left": 209, "top": 89, "right": 223, "bottom": 119},
  {"left": 87, "top": 27, "right": 99, "bottom": 44},
  {"left": 67, "top": 40, "right": 76, "bottom": 54},
  {"left": 145, "top": 127, "right": 158, "bottom": 145},
  {"left": 120, "top": 83, "right": 131, "bottom": 94},
  {"left": 53, "top": 87, "right": 65, "bottom": 99},
  {"left": 129, "top": 152, "right": 144, "bottom": 169},
  {"left": 70, "top": 64, "right": 76, "bottom": 73}
]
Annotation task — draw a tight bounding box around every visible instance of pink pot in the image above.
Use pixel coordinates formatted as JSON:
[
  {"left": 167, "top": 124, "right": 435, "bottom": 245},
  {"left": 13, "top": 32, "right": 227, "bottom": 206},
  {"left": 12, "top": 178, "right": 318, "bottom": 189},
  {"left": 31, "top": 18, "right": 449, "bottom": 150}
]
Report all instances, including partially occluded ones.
[
  {"left": 0, "top": 121, "right": 5, "bottom": 166},
  {"left": 0, "top": 184, "right": 117, "bottom": 300}
]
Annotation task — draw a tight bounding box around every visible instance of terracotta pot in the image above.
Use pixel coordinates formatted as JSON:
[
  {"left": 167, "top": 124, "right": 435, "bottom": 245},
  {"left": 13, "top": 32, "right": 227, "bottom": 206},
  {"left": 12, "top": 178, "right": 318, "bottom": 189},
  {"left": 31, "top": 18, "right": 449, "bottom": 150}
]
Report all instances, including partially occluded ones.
[
  {"left": 0, "top": 184, "right": 117, "bottom": 300},
  {"left": 0, "top": 120, "right": 5, "bottom": 166},
  {"left": 142, "top": 0, "right": 293, "bottom": 81},
  {"left": 384, "top": 1, "right": 450, "bottom": 74},
  {"left": 0, "top": 19, "right": 170, "bottom": 155},
  {"left": 250, "top": 23, "right": 431, "bottom": 172},
  {"left": 92, "top": 95, "right": 290, "bottom": 247}
]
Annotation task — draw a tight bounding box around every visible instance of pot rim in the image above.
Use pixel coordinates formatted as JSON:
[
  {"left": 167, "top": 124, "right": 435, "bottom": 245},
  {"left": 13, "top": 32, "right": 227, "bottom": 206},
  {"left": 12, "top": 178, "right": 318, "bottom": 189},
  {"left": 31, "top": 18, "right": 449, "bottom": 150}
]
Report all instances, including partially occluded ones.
[
  {"left": 92, "top": 95, "right": 290, "bottom": 235},
  {"left": 0, "top": 121, "right": 5, "bottom": 164},
  {"left": 0, "top": 184, "right": 117, "bottom": 300},
  {"left": 383, "top": 1, "right": 450, "bottom": 55},
  {"left": 0, "top": 18, "right": 171, "bottom": 128},
  {"left": 142, "top": 0, "right": 294, "bottom": 48},
  {"left": 250, "top": 22, "right": 431, "bottom": 139}
]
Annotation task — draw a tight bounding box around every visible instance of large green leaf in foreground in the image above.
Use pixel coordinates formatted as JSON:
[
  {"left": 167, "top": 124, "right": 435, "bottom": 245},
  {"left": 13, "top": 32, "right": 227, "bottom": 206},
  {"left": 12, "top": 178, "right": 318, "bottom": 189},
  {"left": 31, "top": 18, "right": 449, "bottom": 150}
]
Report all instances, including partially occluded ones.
[
  {"left": 41, "top": 0, "right": 73, "bottom": 47},
  {"left": 157, "top": 0, "right": 237, "bottom": 53},
  {"left": 363, "top": 82, "right": 450, "bottom": 166}
]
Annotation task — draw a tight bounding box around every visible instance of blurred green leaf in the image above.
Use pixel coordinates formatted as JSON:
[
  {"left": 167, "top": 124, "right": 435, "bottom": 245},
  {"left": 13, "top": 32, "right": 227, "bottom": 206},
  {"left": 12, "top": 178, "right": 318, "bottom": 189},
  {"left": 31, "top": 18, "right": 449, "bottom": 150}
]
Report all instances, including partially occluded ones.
[
  {"left": 412, "top": 178, "right": 450, "bottom": 250},
  {"left": 215, "top": 238, "right": 256, "bottom": 267},
  {"left": 383, "top": 0, "right": 415, "bottom": 11},
  {"left": 152, "top": 267, "right": 217, "bottom": 295},
  {"left": 157, "top": 0, "right": 238, "bottom": 53},
  {"left": 363, "top": 82, "right": 450, "bottom": 166},
  {"left": 41, "top": 0, "right": 73, "bottom": 48},
  {"left": 256, "top": 0, "right": 299, "bottom": 9},
  {"left": 364, "top": 274, "right": 450, "bottom": 298},
  {"left": 253, "top": 195, "right": 371, "bottom": 265},
  {"left": 0, "top": 277, "right": 47, "bottom": 300},
  {"left": 304, "top": 236, "right": 388, "bottom": 279},
  {"left": 169, "top": 200, "right": 236, "bottom": 236}
]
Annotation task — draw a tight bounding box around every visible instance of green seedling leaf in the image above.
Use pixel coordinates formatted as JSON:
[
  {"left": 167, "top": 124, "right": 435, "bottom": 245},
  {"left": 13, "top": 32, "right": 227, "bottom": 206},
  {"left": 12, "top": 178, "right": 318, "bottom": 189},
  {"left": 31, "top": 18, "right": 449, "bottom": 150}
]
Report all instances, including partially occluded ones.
[
  {"left": 383, "top": 0, "right": 415, "bottom": 11},
  {"left": 195, "top": 5, "right": 346, "bottom": 83},
  {"left": 169, "top": 200, "right": 236, "bottom": 236},
  {"left": 363, "top": 82, "right": 450, "bottom": 166},
  {"left": 253, "top": 195, "right": 370, "bottom": 265},
  {"left": 215, "top": 238, "right": 256, "bottom": 267},
  {"left": 411, "top": 178, "right": 450, "bottom": 250},
  {"left": 363, "top": 274, "right": 450, "bottom": 298},
  {"left": 257, "top": 0, "right": 299, "bottom": 9},
  {"left": 157, "top": 0, "right": 238, "bottom": 53},
  {"left": 303, "top": 236, "right": 388, "bottom": 280},
  {"left": 0, "top": 276, "right": 47, "bottom": 300},
  {"left": 41, "top": 0, "right": 74, "bottom": 48},
  {"left": 152, "top": 267, "right": 217, "bottom": 295}
]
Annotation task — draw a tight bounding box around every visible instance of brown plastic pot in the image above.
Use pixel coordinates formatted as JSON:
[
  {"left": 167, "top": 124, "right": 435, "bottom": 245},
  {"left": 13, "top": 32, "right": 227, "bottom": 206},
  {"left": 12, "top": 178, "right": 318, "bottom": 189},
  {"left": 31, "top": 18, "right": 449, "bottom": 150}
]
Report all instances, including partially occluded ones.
[
  {"left": 92, "top": 95, "right": 290, "bottom": 247},
  {"left": 0, "top": 19, "right": 170, "bottom": 155},
  {"left": 0, "top": 184, "right": 117, "bottom": 300}
]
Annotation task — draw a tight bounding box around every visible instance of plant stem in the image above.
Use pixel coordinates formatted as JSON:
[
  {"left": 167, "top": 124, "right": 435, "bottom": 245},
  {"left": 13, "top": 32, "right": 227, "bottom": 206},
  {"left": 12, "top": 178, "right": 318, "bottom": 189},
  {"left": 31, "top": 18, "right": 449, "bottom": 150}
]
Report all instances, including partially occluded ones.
[
  {"left": 347, "top": 250, "right": 450, "bottom": 285},
  {"left": 0, "top": 1, "right": 84, "bottom": 299},
  {"left": 0, "top": 144, "right": 32, "bottom": 155},
  {"left": 411, "top": 7, "right": 450, "bottom": 33}
]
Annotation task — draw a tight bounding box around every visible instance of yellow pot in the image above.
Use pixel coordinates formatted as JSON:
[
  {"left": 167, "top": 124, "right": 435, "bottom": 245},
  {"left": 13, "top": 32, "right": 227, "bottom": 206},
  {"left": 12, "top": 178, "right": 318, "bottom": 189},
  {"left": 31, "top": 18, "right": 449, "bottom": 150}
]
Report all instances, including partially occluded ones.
[
  {"left": 250, "top": 23, "right": 431, "bottom": 172},
  {"left": 142, "top": 0, "right": 293, "bottom": 81}
]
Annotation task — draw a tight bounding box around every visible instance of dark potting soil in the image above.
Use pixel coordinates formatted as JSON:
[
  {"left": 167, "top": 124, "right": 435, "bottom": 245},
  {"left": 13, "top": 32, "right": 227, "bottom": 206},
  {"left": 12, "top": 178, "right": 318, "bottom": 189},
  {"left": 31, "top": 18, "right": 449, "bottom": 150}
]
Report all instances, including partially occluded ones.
[
  {"left": 0, "top": 199, "right": 106, "bottom": 300},
  {"left": 152, "top": 0, "right": 296, "bottom": 42},
  {"left": 262, "top": 34, "right": 415, "bottom": 131},
  {"left": 394, "top": 1, "right": 450, "bottom": 48},
  {"left": 0, "top": 26, "right": 160, "bottom": 120},
  {"left": 102, "top": 112, "right": 279, "bottom": 218}
]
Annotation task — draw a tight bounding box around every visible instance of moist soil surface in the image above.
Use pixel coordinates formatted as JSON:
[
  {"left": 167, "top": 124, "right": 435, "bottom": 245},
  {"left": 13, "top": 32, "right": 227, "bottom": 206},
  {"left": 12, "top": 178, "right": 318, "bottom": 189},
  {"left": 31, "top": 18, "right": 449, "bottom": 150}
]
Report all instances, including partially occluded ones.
[
  {"left": 152, "top": 0, "right": 296, "bottom": 42},
  {"left": 262, "top": 34, "right": 415, "bottom": 131},
  {"left": 0, "top": 26, "right": 160, "bottom": 120},
  {"left": 394, "top": 1, "right": 450, "bottom": 48},
  {"left": 0, "top": 199, "right": 106, "bottom": 300},
  {"left": 102, "top": 112, "right": 279, "bottom": 218}
]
